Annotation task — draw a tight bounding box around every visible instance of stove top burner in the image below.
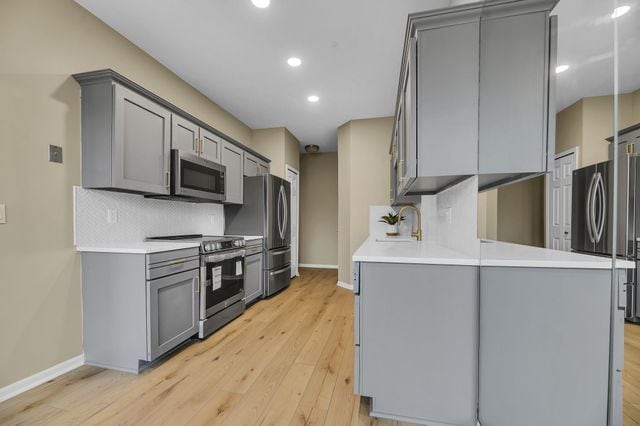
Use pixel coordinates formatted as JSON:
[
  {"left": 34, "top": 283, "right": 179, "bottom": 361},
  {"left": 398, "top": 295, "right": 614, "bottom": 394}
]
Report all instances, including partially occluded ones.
[{"left": 147, "top": 234, "right": 246, "bottom": 253}]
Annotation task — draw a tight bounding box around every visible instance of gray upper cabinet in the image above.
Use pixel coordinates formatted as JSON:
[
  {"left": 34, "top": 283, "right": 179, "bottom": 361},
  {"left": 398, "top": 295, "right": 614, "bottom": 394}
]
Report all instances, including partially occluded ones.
[
  {"left": 200, "top": 128, "right": 222, "bottom": 163},
  {"left": 171, "top": 115, "right": 221, "bottom": 163},
  {"left": 244, "top": 151, "right": 269, "bottom": 177},
  {"left": 74, "top": 69, "right": 270, "bottom": 200},
  {"left": 171, "top": 114, "right": 199, "bottom": 154},
  {"left": 417, "top": 20, "right": 479, "bottom": 178},
  {"left": 222, "top": 141, "right": 244, "bottom": 204},
  {"left": 79, "top": 80, "right": 171, "bottom": 195},
  {"left": 478, "top": 11, "right": 550, "bottom": 178},
  {"left": 391, "top": 0, "right": 557, "bottom": 198}
]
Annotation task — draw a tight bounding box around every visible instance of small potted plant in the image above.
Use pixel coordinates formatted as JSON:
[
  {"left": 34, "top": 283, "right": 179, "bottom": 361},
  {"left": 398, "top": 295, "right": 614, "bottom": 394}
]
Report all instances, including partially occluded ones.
[{"left": 379, "top": 211, "right": 405, "bottom": 236}]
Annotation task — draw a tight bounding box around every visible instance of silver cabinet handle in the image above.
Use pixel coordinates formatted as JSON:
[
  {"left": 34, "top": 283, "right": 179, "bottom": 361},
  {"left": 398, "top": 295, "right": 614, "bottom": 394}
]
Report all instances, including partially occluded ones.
[
  {"left": 194, "top": 276, "right": 200, "bottom": 294},
  {"left": 165, "top": 171, "right": 171, "bottom": 189}
]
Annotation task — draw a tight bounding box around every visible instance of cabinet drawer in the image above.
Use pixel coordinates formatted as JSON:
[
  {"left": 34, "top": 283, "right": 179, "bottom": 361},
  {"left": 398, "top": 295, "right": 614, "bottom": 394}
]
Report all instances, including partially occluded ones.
[{"left": 147, "top": 258, "right": 199, "bottom": 281}]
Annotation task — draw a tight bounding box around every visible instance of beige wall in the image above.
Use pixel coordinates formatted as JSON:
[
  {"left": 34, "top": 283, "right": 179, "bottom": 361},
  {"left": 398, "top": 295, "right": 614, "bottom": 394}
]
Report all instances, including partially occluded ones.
[
  {"left": 0, "top": 0, "right": 253, "bottom": 388},
  {"left": 299, "top": 153, "right": 338, "bottom": 266},
  {"left": 496, "top": 176, "right": 546, "bottom": 247},
  {"left": 337, "top": 124, "right": 352, "bottom": 283},
  {"left": 338, "top": 117, "right": 393, "bottom": 283},
  {"left": 477, "top": 189, "right": 498, "bottom": 240},
  {"left": 251, "top": 127, "right": 300, "bottom": 178}
]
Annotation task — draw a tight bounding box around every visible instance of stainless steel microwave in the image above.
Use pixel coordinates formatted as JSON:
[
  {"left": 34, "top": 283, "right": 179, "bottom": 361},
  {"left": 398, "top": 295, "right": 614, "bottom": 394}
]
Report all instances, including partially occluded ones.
[{"left": 172, "top": 150, "right": 225, "bottom": 202}]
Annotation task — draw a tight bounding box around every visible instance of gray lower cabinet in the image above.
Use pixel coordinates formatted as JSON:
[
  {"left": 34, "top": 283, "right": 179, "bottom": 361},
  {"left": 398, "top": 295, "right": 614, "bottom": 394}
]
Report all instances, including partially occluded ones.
[
  {"left": 80, "top": 81, "right": 171, "bottom": 194},
  {"left": 356, "top": 262, "right": 479, "bottom": 426},
  {"left": 244, "top": 152, "right": 269, "bottom": 177},
  {"left": 222, "top": 141, "right": 244, "bottom": 204},
  {"left": 244, "top": 251, "right": 264, "bottom": 304},
  {"left": 147, "top": 269, "right": 199, "bottom": 360},
  {"left": 479, "top": 267, "right": 623, "bottom": 426},
  {"left": 81, "top": 248, "right": 200, "bottom": 373},
  {"left": 355, "top": 261, "right": 625, "bottom": 425}
]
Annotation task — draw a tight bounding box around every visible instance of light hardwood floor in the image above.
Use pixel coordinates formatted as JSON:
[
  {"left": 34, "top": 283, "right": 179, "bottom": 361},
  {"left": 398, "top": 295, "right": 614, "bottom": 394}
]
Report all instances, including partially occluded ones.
[{"left": 2, "top": 267, "right": 640, "bottom": 425}]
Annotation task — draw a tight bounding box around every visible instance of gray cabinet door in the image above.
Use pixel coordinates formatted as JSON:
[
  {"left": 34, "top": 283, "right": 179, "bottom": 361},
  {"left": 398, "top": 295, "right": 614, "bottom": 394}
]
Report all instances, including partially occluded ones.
[
  {"left": 222, "top": 141, "right": 244, "bottom": 204},
  {"left": 479, "top": 267, "right": 611, "bottom": 426},
  {"left": 417, "top": 21, "right": 479, "bottom": 177},
  {"left": 244, "top": 152, "right": 260, "bottom": 177},
  {"left": 244, "top": 253, "right": 263, "bottom": 304},
  {"left": 171, "top": 114, "right": 199, "bottom": 155},
  {"left": 360, "top": 263, "right": 478, "bottom": 425},
  {"left": 200, "top": 128, "right": 222, "bottom": 163},
  {"left": 478, "top": 12, "right": 548, "bottom": 175},
  {"left": 399, "top": 37, "right": 417, "bottom": 192},
  {"left": 146, "top": 269, "right": 199, "bottom": 361},
  {"left": 258, "top": 161, "right": 269, "bottom": 176},
  {"left": 113, "top": 84, "right": 171, "bottom": 194}
]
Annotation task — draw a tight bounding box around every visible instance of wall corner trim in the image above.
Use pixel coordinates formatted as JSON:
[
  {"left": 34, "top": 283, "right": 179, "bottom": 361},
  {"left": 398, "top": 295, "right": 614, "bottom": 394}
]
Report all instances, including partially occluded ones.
[
  {"left": 0, "top": 354, "right": 85, "bottom": 403},
  {"left": 337, "top": 281, "right": 354, "bottom": 290},
  {"left": 299, "top": 264, "right": 339, "bottom": 269}
]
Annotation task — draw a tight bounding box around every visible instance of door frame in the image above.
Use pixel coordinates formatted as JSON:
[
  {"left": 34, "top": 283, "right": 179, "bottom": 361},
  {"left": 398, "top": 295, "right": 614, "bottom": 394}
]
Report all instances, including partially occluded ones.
[
  {"left": 285, "top": 164, "right": 300, "bottom": 277},
  {"left": 545, "top": 147, "right": 579, "bottom": 249}
]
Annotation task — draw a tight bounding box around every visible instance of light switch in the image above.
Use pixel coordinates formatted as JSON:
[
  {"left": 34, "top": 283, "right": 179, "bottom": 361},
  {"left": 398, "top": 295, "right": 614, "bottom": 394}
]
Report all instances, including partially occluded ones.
[
  {"left": 0, "top": 204, "right": 6, "bottom": 224},
  {"left": 107, "top": 209, "right": 118, "bottom": 224}
]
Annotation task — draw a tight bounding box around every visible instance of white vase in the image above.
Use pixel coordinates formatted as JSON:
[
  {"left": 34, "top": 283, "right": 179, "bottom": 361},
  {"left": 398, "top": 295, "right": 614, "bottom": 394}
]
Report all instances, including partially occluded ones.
[{"left": 385, "top": 224, "right": 399, "bottom": 236}]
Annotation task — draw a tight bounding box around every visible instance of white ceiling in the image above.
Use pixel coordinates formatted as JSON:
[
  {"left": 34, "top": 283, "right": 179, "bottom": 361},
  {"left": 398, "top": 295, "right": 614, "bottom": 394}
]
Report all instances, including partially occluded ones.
[
  {"left": 75, "top": 0, "right": 640, "bottom": 152},
  {"left": 553, "top": 0, "right": 640, "bottom": 112}
]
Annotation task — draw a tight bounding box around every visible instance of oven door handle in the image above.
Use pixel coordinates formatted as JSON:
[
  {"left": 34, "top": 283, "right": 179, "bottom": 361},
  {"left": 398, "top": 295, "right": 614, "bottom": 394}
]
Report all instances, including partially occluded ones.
[{"left": 204, "top": 250, "right": 246, "bottom": 263}]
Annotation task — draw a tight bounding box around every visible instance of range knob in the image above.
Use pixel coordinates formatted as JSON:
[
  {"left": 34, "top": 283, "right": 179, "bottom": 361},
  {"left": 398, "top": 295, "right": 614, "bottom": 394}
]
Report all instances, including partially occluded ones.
[{"left": 215, "top": 242, "right": 222, "bottom": 250}]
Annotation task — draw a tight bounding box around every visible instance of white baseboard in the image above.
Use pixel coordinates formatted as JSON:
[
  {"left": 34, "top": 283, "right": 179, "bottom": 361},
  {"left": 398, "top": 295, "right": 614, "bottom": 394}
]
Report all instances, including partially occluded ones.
[
  {"left": 299, "top": 263, "right": 338, "bottom": 269},
  {"left": 0, "top": 354, "right": 84, "bottom": 403},
  {"left": 337, "top": 281, "right": 354, "bottom": 290}
]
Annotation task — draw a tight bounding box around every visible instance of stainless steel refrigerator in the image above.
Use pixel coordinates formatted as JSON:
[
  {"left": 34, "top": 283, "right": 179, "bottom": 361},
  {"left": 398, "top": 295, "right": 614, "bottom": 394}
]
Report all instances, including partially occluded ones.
[
  {"left": 571, "top": 155, "right": 638, "bottom": 320},
  {"left": 225, "top": 174, "right": 291, "bottom": 297}
]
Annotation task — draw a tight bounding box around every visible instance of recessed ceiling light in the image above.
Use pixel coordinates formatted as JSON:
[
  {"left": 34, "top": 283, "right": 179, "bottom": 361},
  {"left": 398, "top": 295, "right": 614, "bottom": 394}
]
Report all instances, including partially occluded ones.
[
  {"left": 287, "top": 57, "right": 302, "bottom": 67},
  {"left": 611, "top": 5, "right": 630, "bottom": 18},
  {"left": 251, "top": 0, "right": 270, "bottom": 8},
  {"left": 555, "top": 64, "right": 569, "bottom": 74},
  {"left": 307, "top": 95, "right": 319, "bottom": 103}
]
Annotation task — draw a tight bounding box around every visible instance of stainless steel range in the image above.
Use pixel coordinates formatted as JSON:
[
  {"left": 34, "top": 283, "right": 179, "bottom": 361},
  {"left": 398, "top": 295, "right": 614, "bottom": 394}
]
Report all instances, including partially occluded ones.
[{"left": 147, "top": 234, "right": 246, "bottom": 338}]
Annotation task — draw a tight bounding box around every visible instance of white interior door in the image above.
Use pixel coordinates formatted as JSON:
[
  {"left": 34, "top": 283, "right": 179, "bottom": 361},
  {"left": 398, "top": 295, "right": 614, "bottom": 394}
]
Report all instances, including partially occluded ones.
[
  {"left": 548, "top": 149, "right": 577, "bottom": 251},
  {"left": 286, "top": 165, "right": 299, "bottom": 277}
]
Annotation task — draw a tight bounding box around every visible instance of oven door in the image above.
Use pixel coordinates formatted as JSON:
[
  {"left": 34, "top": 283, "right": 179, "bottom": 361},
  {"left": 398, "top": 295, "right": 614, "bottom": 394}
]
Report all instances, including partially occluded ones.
[
  {"left": 173, "top": 150, "right": 226, "bottom": 202},
  {"left": 201, "top": 250, "right": 245, "bottom": 319}
]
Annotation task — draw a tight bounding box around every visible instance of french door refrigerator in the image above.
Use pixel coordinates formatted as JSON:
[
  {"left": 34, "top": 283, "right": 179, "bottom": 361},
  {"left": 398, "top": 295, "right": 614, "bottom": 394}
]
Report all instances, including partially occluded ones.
[
  {"left": 225, "top": 174, "right": 291, "bottom": 297},
  {"left": 571, "top": 156, "right": 638, "bottom": 321}
]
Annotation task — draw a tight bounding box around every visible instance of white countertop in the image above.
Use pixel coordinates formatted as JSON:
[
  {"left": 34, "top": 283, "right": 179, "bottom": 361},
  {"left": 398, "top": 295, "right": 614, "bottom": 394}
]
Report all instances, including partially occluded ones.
[
  {"left": 352, "top": 237, "right": 480, "bottom": 266},
  {"left": 352, "top": 237, "right": 635, "bottom": 269},
  {"left": 481, "top": 240, "right": 635, "bottom": 269},
  {"left": 76, "top": 242, "right": 200, "bottom": 254}
]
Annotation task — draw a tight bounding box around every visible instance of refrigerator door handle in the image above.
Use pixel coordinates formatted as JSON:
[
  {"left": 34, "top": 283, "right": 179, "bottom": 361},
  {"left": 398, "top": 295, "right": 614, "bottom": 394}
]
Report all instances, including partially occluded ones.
[
  {"left": 282, "top": 186, "right": 288, "bottom": 239},
  {"left": 277, "top": 185, "right": 285, "bottom": 240},
  {"left": 586, "top": 173, "right": 597, "bottom": 243},
  {"left": 595, "top": 173, "right": 606, "bottom": 243}
]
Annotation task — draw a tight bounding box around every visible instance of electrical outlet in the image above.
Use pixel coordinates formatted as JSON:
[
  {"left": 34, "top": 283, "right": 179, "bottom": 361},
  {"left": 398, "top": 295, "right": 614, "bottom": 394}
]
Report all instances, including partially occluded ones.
[
  {"left": 0, "top": 204, "right": 6, "bottom": 224},
  {"left": 107, "top": 209, "right": 118, "bottom": 224},
  {"left": 49, "top": 145, "right": 63, "bottom": 163}
]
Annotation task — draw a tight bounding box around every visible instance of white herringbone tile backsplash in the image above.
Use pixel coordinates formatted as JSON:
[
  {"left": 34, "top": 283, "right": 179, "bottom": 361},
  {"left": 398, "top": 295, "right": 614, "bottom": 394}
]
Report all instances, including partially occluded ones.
[{"left": 73, "top": 187, "right": 224, "bottom": 246}]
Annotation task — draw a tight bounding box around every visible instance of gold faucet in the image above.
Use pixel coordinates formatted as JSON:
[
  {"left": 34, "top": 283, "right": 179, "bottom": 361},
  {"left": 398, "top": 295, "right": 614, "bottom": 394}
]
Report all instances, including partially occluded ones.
[{"left": 398, "top": 205, "right": 422, "bottom": 241}]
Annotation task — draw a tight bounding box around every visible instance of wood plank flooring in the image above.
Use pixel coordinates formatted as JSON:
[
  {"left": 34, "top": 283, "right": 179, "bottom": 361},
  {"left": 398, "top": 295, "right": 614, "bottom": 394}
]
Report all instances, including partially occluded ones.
[{"left": 2, "top": 267, "right": 640, "bottom": 425}]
